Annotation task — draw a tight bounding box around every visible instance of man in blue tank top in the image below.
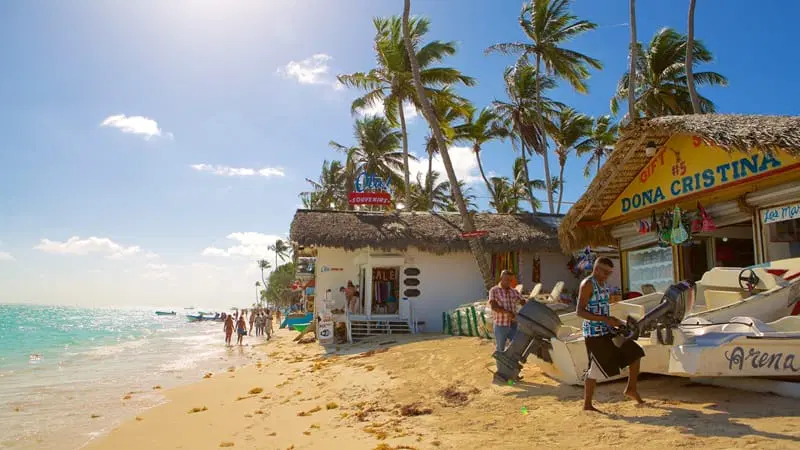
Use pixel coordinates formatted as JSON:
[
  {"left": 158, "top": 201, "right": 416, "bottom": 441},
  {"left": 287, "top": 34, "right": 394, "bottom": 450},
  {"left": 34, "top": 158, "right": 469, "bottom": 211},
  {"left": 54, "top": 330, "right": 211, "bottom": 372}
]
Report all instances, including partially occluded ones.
[{"left": 576, "top": 257, "right": 645, "bottom": 412}]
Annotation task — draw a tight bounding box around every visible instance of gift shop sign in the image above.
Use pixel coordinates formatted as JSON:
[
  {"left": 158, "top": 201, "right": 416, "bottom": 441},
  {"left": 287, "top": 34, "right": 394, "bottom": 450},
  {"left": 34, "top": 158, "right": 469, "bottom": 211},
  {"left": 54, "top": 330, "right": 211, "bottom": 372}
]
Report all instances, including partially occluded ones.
[
  {"left": 602, "top": 135, "right": 800, "bottom": 222},
  {"left": 349, "top": 172, "right": 392, "bottom": 206}
]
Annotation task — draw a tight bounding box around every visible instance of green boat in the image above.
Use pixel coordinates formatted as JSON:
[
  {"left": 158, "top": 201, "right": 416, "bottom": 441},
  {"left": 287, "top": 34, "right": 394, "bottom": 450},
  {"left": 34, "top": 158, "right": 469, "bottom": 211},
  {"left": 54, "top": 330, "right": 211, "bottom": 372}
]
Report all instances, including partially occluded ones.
[
  {"left": 155, "top": 311, "right": 176, "bottom": 316},
  {"left": 292, "top": 323, "right": 311, "bottom": 332}
]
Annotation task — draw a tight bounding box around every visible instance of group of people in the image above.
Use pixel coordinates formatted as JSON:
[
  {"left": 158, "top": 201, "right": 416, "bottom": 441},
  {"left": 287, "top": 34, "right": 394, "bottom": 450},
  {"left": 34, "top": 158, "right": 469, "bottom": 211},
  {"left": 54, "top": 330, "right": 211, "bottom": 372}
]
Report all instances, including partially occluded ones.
[
  {"left": 222, "top": 308, "right": 281, "bottom": 346},
  {"left": 488, "top": 258, "right": 645, "bottom": 412}
]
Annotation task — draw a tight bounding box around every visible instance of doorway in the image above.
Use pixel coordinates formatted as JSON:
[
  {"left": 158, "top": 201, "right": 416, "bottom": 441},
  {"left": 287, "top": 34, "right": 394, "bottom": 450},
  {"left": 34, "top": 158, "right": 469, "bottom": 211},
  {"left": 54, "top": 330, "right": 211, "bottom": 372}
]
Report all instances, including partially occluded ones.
[{"left": 371, "top": 267, "right": 400, "bottom": 315}]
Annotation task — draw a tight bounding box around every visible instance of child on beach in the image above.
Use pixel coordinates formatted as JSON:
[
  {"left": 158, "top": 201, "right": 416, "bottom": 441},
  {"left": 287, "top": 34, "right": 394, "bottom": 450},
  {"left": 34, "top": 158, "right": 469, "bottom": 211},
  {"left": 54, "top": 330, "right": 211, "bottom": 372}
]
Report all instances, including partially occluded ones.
[
  {"left": 223, "top": 315, "right": 234, "bottom": 346},
  {"left": 236, "top": 316, "right": 247, "bottom": 346}
]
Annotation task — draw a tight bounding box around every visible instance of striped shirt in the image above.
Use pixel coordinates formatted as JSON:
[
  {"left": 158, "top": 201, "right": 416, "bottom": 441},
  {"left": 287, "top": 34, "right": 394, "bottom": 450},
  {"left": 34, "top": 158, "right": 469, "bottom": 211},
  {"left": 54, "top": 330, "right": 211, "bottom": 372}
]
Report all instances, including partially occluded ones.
[
  {"left": 488, "top": 285, "right": 523, "bottom": 327},
  {"left": 582, "top": 277, "right": 612, "bottom": 337}
]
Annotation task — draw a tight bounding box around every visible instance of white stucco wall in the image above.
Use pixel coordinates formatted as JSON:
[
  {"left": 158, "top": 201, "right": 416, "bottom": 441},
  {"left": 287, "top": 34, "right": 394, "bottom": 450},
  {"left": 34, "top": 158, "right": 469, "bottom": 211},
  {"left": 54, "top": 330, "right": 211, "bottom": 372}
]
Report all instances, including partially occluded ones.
[{"left": 312, "top": 246, "right": 576, "bottom": 334}]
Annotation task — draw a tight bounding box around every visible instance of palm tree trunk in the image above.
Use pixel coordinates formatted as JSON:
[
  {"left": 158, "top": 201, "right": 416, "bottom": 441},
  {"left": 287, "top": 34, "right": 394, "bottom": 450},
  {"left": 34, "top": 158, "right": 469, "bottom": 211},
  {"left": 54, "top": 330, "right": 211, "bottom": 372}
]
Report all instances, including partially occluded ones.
[
  {"left": 427, "top": 145, "right": 434, "bottom": 203},
  {"left": 474, "top": 144, "right": 495, "bottom": 199},
  {"left": 261, "top": 270, "right": 268, "bottom": 309},
  {"left": 519, "top": 137, "right": 537, "bottom": 213},
  {"left": 597, "top": 153, "right": 601, "bottom": 174},
  {"left": 534, "top": 53, "right": 555, "bottom": 213},
  {"left": 556, "top": 162, "right": 566, "bottom": 215},
  {"left": 402, "top": 0, "right": 493, "bottom": 292},
  {"left": 628, "top": 0, "right": 638, "bottom": 122},
  {"left": 398, "top": 103, "right": 412, "bottom": 208},
  {"left": 686, "top": 0, "right": 701, "bottom": 114}
]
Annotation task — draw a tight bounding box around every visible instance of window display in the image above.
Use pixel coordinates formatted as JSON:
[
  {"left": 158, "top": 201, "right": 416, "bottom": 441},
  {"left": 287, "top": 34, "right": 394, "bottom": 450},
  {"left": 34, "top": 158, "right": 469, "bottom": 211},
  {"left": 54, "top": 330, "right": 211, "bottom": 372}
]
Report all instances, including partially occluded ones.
[{"left": 626, "top": 246, "right": 674, "bottom": 293}]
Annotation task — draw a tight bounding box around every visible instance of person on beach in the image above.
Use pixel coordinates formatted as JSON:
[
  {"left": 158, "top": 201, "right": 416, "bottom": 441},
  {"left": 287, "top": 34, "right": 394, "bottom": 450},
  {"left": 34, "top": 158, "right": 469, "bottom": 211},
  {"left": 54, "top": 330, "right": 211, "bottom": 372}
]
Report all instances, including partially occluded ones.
[
  {"left": 488, "top": 270, "right": 526, "bottom": 382},
  {"left": 236, "top": 315, "right": 247, "bottom": 346},
  {"left": 576, "top": 257, "right": 645, "bottom": 412},
  {"left": 265, "top": 309, "right": 273, "bottom": 339},
  {"left": 249, "top": 310, "right": 256, "bottom": 335},
  {"left": 223, "top": 314, "right": 234, "bottom": 346}
]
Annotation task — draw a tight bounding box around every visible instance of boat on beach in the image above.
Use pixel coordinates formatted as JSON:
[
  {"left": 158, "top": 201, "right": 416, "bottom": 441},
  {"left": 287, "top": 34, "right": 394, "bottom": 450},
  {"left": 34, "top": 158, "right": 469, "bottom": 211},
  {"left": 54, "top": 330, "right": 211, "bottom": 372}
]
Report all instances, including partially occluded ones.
[
  {"left": 494, "top": 259, "right": 800, "bottom": 389},
  {"left": 155, "top": 311, "right": 176, "bottom": 316},
  {"left": 186, "top": 312, "right": 222, "bottom": 322}
]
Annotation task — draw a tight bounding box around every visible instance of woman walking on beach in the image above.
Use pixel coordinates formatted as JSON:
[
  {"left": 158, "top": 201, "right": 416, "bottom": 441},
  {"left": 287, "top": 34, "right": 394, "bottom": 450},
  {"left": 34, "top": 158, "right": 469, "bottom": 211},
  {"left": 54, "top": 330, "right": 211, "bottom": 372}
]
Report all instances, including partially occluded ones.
[
  {"left": 236, "top": 315, "right": 247, "bottom": 346},
  {"left": 223, "top": 314, "right": 234, "bottom": 346}
]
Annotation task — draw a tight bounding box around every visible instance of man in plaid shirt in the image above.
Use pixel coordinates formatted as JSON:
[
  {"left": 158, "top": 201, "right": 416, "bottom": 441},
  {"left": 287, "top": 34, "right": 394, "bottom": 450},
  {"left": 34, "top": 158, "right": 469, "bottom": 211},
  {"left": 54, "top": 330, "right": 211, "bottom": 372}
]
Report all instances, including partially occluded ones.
[{"left": 488, "top": 270, "right": 525, "bottom": 354}]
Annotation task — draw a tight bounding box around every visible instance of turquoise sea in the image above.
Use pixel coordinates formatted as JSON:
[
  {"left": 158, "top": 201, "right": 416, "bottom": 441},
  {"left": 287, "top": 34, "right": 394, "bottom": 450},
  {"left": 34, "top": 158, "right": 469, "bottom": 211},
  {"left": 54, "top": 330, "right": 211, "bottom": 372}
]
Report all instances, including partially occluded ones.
[{"left": 0, "top": 304, "right": 256, "bottom": 450}]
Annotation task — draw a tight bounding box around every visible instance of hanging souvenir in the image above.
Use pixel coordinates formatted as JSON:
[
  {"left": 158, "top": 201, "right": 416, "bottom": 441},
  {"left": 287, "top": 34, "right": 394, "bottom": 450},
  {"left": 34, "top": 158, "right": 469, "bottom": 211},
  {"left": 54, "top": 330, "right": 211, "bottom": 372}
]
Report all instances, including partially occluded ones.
[
  {"left": 698, "top": 202, "right": 716, "bottom": 232},
  {"left": 671, "top": 206, "right": 689, "bottom": 245},
  {"left": 657, "top": 210, "right": 672, "bottom": 247}
]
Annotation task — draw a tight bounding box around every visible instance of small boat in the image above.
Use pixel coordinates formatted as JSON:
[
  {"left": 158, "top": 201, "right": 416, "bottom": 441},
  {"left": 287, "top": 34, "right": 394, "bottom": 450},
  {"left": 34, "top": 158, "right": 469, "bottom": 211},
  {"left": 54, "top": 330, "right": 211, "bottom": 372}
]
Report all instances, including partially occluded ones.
[
  {"left": 155, "top": 311, "right": 176, "bottom": 316},
  {"left": 186, "top": 312, "right": 223, "bottom": 322},
  {"left": 281, "top": 312, "right": 313, "bottom": 329}
]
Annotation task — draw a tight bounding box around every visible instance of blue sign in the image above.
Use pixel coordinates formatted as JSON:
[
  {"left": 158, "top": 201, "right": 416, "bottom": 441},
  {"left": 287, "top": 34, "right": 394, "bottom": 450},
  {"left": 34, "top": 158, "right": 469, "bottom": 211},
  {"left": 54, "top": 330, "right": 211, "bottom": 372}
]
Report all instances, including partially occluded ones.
[{"left": 354, "top": 172, "right": 391, "bottom": 193}]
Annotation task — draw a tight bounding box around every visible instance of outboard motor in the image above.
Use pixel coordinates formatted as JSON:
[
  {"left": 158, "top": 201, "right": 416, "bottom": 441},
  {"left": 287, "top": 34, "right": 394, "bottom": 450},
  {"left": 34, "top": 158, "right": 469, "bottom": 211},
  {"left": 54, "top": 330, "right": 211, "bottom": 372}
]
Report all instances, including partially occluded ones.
[
  {"left": 493, "top": 301, "right": 562, "bottom": 383},
  {"left": 614, "top": 280, "right": 694, "bottom": 346}
]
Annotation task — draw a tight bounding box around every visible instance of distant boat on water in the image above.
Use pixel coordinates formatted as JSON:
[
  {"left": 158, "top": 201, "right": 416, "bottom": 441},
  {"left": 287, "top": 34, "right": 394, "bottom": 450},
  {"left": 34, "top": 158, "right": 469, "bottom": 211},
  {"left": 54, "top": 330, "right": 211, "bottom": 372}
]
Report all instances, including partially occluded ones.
[
  {"left": 184, "top": 306, "right": 195, "bottom": 310},
  {"left": 186, "top": 312, "right": 222, "bottom": 322},
  {"left": 155, "top": 311, "right": 176, "bottom": 316}
]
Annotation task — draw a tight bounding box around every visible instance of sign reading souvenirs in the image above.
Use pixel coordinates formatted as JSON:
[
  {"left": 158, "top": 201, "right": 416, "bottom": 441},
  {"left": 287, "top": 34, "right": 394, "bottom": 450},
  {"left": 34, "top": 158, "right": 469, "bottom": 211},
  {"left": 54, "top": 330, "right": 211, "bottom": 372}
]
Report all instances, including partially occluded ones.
[
  {"left": 602, "top": 135, "right": 800, "bottom": 221},
  {"left": 348, "top": 171, "right": 392, "bottom": 206},
  {"left": 762, "top": 201, "right": 800, "bottom": 225}
]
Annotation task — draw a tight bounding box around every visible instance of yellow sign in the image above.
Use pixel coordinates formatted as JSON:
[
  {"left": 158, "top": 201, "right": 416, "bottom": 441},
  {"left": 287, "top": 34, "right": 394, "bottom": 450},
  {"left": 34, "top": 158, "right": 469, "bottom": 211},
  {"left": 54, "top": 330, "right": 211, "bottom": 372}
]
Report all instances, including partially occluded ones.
[{"left": 601, "top": 135, "right": 800, "bottom": 221}]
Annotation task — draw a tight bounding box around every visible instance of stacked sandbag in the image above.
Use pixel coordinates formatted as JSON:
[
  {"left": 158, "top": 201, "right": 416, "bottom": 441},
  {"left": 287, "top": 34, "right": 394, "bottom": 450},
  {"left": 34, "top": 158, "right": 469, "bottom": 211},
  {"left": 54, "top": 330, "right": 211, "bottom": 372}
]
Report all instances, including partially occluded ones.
[{"left": 442, "top": 301, "right": 494, "bottom": 339}]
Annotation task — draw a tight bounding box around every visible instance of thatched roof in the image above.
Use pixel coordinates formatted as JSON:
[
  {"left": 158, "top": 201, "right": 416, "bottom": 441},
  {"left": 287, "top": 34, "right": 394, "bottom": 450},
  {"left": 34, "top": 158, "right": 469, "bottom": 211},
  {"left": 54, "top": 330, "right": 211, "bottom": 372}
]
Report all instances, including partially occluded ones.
[
  {"left": 559, "top": 114, "right": 800, "bottom": 252},
  {"left": 290, "top": 209, "right": 562, "bottom": 254}
]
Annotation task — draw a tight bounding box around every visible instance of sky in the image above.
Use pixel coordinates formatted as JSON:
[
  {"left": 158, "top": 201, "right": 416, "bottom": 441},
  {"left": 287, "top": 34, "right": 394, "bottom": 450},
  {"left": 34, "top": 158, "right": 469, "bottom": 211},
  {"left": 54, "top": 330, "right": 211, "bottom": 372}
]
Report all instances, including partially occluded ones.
[{"left": 1, "top": 0, "right": 798, "bottom": 309}]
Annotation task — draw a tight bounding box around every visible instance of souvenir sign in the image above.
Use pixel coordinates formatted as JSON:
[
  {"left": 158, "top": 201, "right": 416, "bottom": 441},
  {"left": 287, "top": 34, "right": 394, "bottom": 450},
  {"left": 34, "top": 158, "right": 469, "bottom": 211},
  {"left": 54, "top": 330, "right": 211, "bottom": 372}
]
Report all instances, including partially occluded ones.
[{"left": 349, "top": 172, "right": 392, "bottom": 206}]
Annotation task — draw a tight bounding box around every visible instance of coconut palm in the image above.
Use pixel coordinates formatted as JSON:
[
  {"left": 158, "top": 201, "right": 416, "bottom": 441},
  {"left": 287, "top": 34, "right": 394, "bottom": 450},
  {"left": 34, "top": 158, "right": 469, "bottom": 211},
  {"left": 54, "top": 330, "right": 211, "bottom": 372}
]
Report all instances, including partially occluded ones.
[
  {"left": 330, "top": 116, "right": 406, "bottom": 186},
  {"left": 420, "top": 88, "right": 471, "bottom": 202},
  {"left": 300, "top": 160, "right": 346, "bottom": 210},
  {"left": 442, "top": 180, "right": 477, "bottom": 212},
  {"left": 338, "top": 16, "right": 476, "bottom": 209},
  {"left": 268, "top": 239, "right": 291, "bottom": 269},
  {"left": 546, "top": 106, "right": 592, "bottom": 214},
  {"left": 257, "top": 259, "right": 271, "bottom": 306},
  {"left": 489, "top": 177, "right": 520, "bottom": 213},
  {"left": 401, "top": 0, "right": 493, "bottom": 291},
  {"left": 254, "top": 281, "right": 262, "bottom": 306},
  {"left": 611, "top": 27, "right": 728, "bottom": 118},
  {"left": 576, "top": 115, "right": 619, "bottom": 178},
  {"left": 453, "top": 106, "right": 510, "bottom": 200},
  {"left": 407, "top": 171, "right": 451, "bottom": 211},
  {"left": 628, "top": 0, "right": 638, "bottom": 122},
  {"left": 487, "top": 0, "right": 601, "bottom": 213},
  {"left": 492, "top": 65, "right": 562, "bottom": 212},
  {"left": 686, "top": 0, "right": 700, "bottom": 113}
]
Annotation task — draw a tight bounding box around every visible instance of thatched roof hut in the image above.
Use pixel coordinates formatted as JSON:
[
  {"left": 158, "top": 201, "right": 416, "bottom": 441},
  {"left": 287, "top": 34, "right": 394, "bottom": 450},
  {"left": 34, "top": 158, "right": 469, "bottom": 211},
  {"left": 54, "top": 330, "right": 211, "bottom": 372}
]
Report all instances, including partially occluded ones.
[
  {"left": 290, "top": 209, "right": 562, "bottom": 254},
  {"left": 559, "top": 114, "right": 800, "bottom": 252}
]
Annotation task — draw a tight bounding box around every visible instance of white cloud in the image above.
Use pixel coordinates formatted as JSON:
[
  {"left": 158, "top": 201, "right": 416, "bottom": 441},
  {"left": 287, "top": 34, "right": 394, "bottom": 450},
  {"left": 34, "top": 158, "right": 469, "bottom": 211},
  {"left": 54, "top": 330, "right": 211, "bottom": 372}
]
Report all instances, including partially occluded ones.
[
  {"left": 191, "top": 164, "right": 285, "bottom": 178},
  {"left": 276, "top": 53, "right": 343, "bottom": 90},
  {"left": 34, "top": 236, "right": 142, "bottom": 259},
  {"left": 357, "top": 98, "right": 418, "bottom": 122},
  {"left": 408, "top": 146, "right": 481, "bottom": 184},
  {"left": 146, "top": 263, "right": 168, "bottom": 270},
  {"left": 0, "top": 251, "right": 14, "bottom": 261},
  {"left": 144, "top": 251, "right": 160, "bottom": 259},
  {"left": 201, "top": 232, "right": 288, "bottom": 263},
  {"left": 100, "top": 114, "right": 171, "bottom": 140}
]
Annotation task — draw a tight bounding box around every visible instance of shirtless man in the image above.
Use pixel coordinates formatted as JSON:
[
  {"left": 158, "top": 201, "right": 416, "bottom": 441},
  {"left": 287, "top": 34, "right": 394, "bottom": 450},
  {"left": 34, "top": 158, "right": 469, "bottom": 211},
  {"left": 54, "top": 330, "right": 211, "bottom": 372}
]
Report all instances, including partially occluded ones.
[
  {"left": 236, "top": 315, "right": 247, "bottom": 346},
  {"left": 223, "top": 314, "right": 234, "bottom": 346}
]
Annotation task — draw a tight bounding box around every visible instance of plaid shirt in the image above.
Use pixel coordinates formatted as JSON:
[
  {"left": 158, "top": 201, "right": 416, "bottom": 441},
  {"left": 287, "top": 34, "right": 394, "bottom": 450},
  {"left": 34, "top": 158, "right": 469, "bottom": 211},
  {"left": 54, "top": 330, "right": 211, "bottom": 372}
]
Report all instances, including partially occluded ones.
[{"left": 488, "top": 284, "right": 523, "bottom": 327}]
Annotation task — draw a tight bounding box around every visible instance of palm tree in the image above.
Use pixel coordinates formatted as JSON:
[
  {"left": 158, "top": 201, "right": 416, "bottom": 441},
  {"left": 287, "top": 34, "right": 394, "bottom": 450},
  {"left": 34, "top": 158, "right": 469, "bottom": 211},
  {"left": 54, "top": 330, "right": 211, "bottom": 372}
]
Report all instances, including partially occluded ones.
[
  {"left": 330, "top": 116, "right": 406, "bottom": 185},
  {"left": 454, "top": 106, "right": 510, "bottom": 200},
  {"left": 407, "top": 171, "right": 451, "bottom": 211},
  {"left": 576, "top": 115, "right": 619, "bottom": 178},
  {"left": 546, "top": 106, "right": 592, "bottom": 214},
  {"left": 268, "top": 239, "right": 291, "bottom": 269},
  {"left": 300, "top": 160, "right": 346, "bottom": 210},
  {"left": 338, "top": 16, "right": 476, "bottom": 209},
  {"left": 492, "top": 65, "right": 562, "bottom": 212},
  {"left": 611, "top": 27, "right": 728, "bottom": 118},
  {"left": 443, "top": 180, "right": 477, "bottom": 212},
  {"left": 421, "top": 88, "right": 470, "bottom": 202},
  {"left": 402, "top": 0, "right": 493, "bottom": 291},
  {"left": 686, "top": 0, "right": 700, "bottom": 113},
  {"left": 489, "top": 177, "right": 520, "bottom": 213},
  {"left": 487, "top": 0, "right": 601, "bottom": 213},
  {"left": 254, "top": 281, "right": 261, "bottom": 306},
  {"left": 257, "top": 259, "right": 271, "bottom": 306},
  {"left": 628, "top": 0, "right": 638, "bottom": 122}
]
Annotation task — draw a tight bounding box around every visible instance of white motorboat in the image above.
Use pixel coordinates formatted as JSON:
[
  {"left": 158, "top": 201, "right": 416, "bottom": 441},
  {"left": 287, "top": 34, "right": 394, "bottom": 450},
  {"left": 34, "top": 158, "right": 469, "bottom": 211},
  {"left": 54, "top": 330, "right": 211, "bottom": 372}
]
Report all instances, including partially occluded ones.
[{"left": 493, "top": 259, "right": 800, "bottom": 388}]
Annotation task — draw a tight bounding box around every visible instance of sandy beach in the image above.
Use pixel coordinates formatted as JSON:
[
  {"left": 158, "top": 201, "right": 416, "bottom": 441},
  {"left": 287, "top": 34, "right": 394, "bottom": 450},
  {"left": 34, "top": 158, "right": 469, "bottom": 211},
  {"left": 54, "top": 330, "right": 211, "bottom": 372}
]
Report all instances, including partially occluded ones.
[{"left": 81, "top": 328, "right": 800, "bottom": 450}]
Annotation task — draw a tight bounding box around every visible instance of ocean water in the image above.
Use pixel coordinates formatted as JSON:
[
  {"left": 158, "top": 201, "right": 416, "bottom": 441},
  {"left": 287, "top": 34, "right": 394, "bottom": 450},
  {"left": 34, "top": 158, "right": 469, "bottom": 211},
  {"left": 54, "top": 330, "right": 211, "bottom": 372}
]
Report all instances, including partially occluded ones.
[{"left": 0, "top": 304, "right": 256, "bottom": 450}]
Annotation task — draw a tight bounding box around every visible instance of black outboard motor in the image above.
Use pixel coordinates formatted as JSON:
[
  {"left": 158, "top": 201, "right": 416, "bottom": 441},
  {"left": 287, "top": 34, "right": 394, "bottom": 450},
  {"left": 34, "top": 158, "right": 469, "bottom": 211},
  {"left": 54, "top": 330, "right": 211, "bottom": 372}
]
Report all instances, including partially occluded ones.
[
  {"left": 614, "top": 280, "right": 694, "bottom": 346},
  {"left": 493, "top": 301, "right": 562, "bottom": 382}
]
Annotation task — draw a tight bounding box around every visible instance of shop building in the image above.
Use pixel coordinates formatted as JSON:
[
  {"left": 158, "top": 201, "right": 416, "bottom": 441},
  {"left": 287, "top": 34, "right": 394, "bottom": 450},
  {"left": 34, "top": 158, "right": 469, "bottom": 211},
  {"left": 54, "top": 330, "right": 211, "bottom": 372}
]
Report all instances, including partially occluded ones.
[{"left": 560, "top": 114, "right": 800, "bottom": 295}]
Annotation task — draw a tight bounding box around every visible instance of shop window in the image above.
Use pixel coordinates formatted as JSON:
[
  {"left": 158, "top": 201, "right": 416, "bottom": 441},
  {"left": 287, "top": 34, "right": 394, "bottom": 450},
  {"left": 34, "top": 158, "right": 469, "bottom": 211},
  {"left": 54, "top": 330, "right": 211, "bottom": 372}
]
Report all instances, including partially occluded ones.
[
  {"left": 372, "top": 268, "right": 400, "bottom": 315},
  {"left": 766, "top": 218, "right": 800, "bottom": 260},
  {"left": 626, "top": 246, "right": 674, "bottom": 294}
]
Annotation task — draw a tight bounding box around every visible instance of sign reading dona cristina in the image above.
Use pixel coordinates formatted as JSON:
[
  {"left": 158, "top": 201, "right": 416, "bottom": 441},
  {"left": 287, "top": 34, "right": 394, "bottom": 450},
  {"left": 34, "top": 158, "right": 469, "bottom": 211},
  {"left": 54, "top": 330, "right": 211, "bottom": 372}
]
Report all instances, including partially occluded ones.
[
  {"left": 348, "top": 172, "right": 392, "bottom": 206},
  {"left": 601, "top": 135, "right": 800, "bottom": 222}
]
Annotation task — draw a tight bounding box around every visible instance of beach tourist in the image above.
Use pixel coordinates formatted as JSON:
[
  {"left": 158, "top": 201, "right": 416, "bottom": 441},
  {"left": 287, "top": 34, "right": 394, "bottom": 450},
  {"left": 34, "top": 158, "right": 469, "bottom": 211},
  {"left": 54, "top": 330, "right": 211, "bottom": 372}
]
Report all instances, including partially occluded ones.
[
  {"left": 249, "top": 310, "right": 256, "bottom": 335},
  {"left": 236, "top": 315, "right": 247, "bottom": 346},
  {"left": 223, "top": 314, "right": 234, "bottom": 346},
  {"left": 345, "top": 281, "right": 358, "bottom": 314},
  {"left": 576, "top": 257, "right": 645, "bottom": 412},
  {"left": 488, "top": 270, "right": 526, "bottom": 382},
  {"left": 265, "top": 309, "right": 273, "bottom": 339}
]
